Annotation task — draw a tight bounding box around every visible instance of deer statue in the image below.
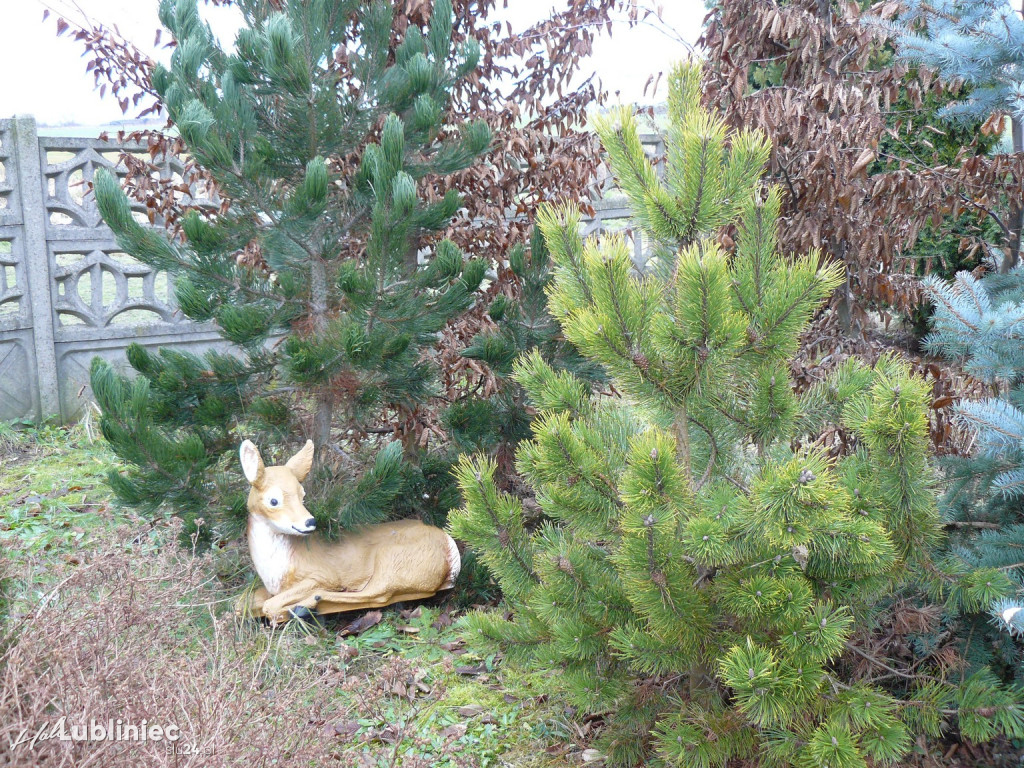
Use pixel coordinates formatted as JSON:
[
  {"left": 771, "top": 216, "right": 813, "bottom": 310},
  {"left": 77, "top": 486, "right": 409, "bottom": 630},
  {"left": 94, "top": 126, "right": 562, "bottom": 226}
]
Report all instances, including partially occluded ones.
[{"left": 237, "top": 439, "right": 460, "bottom": 623}]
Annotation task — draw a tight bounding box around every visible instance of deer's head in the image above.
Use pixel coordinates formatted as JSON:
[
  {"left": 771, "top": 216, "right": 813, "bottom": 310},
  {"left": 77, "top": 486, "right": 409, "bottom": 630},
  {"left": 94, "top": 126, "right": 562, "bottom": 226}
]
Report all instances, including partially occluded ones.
[{"left": 240, "top": 439, "right": 316, "bottom": 535}]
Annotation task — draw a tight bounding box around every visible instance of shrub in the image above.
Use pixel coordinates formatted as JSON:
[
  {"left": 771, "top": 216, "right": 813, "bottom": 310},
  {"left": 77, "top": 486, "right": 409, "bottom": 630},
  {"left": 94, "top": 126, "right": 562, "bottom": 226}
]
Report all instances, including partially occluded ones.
[{"left": 450, "top": 61, "right": 1024, "bottom": 767}]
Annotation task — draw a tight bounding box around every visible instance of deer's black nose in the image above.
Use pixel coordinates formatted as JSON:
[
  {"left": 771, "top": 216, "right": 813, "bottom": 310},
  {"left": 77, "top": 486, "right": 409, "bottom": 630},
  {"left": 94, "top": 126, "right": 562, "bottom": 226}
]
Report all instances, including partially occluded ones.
[{"left": 305, "top": 518, "right": 316, "bottom": 530}]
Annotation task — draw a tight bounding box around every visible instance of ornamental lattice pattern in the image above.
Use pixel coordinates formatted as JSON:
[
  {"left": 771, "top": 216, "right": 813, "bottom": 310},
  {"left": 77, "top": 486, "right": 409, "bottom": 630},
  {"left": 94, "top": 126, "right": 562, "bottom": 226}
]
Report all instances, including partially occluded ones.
[{"left": 41, "top": 137, "right": 213, "bottom": 330}]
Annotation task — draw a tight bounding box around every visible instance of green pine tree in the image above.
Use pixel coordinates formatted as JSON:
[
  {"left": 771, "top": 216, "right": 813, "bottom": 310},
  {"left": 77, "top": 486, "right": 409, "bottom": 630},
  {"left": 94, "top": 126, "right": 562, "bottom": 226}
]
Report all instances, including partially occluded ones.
[
  {"left": 449, "top": 61, "right": 1024, "bottom": 767},
  {"left": 89, "top": 0, "right": 490, "bottom": 542},
  {"left": 444, "top": 224, "right": 606, "bottom": 475}
]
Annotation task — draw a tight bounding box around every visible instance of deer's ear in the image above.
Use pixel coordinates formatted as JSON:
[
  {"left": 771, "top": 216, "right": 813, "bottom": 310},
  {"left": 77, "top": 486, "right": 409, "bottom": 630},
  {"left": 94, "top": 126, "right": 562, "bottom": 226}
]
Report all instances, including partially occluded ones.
[
  {"left": 240, "top": 440, "right": 265, "bottom": 486},
  {"left": 285, "top": 439, "right": 315, "bottom": 482}
]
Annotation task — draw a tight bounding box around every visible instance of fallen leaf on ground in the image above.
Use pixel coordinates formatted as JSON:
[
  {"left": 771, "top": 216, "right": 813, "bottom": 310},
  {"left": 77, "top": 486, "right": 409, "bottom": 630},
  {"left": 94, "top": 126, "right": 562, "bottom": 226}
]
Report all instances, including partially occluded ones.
[
  {"left": 441, "top": 723, "right": 468, "bottom": 740},
  {"left": 340, "top": 610, "right": 383, "bottom": 636},
  {"left": 336, "top": 642, "right": 359, "bottom": 661},
  {"left": 333, "top": 721, "right": 361, "bottom": 738}
]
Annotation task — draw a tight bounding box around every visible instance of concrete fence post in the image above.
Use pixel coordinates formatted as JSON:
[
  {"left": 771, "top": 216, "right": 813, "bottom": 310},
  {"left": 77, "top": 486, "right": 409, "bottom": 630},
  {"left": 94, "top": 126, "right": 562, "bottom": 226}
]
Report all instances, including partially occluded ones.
[{"left": 11, "top": 115, "right": 60, "bottom": 421}]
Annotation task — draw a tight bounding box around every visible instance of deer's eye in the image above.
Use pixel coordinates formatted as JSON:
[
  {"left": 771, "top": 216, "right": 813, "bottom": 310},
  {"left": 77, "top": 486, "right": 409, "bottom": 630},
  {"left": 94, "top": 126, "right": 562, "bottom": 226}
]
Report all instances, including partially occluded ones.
[{"left": 269, "top": 498, "right": 279, "bottom": 507}]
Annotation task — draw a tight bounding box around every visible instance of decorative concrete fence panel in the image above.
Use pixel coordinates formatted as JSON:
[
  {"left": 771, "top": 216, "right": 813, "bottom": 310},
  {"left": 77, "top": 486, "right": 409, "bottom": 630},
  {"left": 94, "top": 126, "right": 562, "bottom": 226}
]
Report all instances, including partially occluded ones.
[
  {"left": 0, "top": 114, "right": 661, "bottom": 424},
  {"left": 0, "top": 116, "right": 223, "bottom": 424}
]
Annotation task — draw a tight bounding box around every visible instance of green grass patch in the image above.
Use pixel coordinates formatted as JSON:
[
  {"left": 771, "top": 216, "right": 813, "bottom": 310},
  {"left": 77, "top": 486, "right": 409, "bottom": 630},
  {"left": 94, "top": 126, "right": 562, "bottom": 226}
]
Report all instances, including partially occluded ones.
[{"left": 0, "top": 421, "right": 128, "bottom": 559}]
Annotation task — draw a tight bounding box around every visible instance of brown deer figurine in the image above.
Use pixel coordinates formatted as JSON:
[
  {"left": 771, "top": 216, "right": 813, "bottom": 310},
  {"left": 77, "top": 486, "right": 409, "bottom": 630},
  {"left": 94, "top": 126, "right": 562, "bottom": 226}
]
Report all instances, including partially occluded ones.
[{"left": 237, "top": 439, "right": 460, "bottom": 623}]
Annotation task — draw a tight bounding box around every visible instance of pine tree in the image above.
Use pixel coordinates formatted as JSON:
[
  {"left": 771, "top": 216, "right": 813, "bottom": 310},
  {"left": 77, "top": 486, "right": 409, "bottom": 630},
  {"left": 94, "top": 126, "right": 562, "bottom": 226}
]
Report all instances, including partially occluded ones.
[
  {"left": 924, "top": 268, "right": 1024, "bottom": 652},
  {"left": 450, "top": 61, "right": 1024, "bottom": 767},
  {"left": 443, "top": 225, "right": 606, "bottom": 477},
  {"left": 893, "top": 0, "right": 1024, "bottom": 272},
  {"left": 89, "top": 0, "right": 490, "bottom": 541}
]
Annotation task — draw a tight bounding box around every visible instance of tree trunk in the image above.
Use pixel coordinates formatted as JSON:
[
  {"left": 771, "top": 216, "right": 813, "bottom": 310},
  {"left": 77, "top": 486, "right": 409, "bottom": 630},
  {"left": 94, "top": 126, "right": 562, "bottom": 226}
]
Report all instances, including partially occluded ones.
[
  {"left": 1006, "top": 116, "right": 1024, "bottom": 273},
  {"left": 832, "top": 240, "right": 858, "bottom": 334},
  {"left": 674, "top": 403, "right": 692, "bottom": 481},
  {"left": 310, "top": 257, "right": 333, "bottom": 457},
  {"left": 405, "top": 241, "right": 420, "bottom": 271},
  {"left": 688, "top": 664, "right": 715, "bottom": 705}
]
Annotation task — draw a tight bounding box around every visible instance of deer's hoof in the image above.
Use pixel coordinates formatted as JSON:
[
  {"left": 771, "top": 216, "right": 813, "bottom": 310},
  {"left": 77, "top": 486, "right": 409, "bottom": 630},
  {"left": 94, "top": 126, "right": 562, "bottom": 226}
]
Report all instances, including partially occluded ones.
[
  {"left": 289, "top": 605, "right": 324, "bottom": 628},
  {"left": 261, "top": 605, "right": 288, "bottom": 626}
]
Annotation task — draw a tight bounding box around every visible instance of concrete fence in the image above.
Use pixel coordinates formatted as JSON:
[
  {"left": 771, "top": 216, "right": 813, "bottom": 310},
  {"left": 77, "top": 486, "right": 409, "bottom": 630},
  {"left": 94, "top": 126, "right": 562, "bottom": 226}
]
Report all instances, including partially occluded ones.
[{"left": 0, "top": 115, "right": 661, "bottom": 424}]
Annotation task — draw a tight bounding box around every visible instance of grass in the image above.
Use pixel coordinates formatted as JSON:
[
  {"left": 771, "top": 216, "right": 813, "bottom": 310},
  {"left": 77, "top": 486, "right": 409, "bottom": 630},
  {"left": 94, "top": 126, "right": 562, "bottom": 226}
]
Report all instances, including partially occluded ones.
[
  {"left": 318, "top": 608, "right": 558, "bottom": 768},
  {"left": 0, "top": 421, "right": 575, "bottom": 767},
  {"left": 0, "top": 419, "right": 122, "bottom": 560}
]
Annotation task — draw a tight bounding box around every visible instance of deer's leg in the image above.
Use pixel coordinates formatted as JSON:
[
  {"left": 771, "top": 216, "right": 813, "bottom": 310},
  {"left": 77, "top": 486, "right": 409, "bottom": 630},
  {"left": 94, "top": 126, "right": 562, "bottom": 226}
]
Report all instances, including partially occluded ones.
[
  {"left": 260, "top": 579, "right": 320, "bottom": 624},
  {"left": 236, "top": 584, "right": 271, "bottom": 618},
  {"left": 284, "top": 587, "right": 392, "bottom": 615},
  {"left": 292, "top": 587, "right": 441, "bottom": 616}
]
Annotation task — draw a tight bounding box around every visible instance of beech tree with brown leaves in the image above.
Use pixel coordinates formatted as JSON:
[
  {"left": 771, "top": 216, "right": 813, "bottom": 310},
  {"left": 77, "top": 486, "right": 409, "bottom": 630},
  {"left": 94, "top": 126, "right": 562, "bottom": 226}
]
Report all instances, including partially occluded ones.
[
  {"left": 894, "top": 0, "right": 1024, "bottom": 274},
  {"left": 700, "top": 0, "right": 1024, "bottom": 335}
]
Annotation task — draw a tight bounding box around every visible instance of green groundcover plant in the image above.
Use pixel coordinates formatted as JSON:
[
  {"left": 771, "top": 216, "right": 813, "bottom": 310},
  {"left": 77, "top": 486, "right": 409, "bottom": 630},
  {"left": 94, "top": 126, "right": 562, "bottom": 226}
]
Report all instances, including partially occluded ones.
[{"left": 449, "top": 61, "right": 1024, "bottom": 768}]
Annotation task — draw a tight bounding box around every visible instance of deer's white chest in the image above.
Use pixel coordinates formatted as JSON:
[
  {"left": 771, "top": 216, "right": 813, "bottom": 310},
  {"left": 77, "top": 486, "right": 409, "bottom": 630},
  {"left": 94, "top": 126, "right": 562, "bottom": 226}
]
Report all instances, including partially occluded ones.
[{"left": 247, "top": 516, "right": 293, "bottom": 595}]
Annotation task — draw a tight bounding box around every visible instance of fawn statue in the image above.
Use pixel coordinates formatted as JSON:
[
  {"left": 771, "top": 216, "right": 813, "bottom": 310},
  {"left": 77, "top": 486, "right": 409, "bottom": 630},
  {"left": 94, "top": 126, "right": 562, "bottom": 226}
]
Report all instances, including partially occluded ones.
[{"left": 237, "top": 439, "right": 460, "bottom": 623}]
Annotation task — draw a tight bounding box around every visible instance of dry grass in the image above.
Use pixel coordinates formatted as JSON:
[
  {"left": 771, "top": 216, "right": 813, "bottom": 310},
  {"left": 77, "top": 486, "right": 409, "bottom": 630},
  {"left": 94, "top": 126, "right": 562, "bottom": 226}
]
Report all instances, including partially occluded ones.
[
  {"left": 0, "top": 523, "right": 560, "bottom": 768},
  {"left": 0, "top": 523, "right": 339, "bottom": 767}
]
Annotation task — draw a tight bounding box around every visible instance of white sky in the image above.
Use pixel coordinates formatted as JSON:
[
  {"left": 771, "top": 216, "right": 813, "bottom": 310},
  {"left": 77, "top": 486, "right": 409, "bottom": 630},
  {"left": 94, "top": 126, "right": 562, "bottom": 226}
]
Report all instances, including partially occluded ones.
[{"left": 0, "top": 0, "right": 708, "bottom": 128}]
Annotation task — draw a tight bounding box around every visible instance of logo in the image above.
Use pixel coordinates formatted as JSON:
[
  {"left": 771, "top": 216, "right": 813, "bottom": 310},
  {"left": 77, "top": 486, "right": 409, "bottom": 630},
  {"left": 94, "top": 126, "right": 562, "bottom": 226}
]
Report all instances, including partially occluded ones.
[{"left": 7, "top": 717, "right": 181, "bottom": 752}]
